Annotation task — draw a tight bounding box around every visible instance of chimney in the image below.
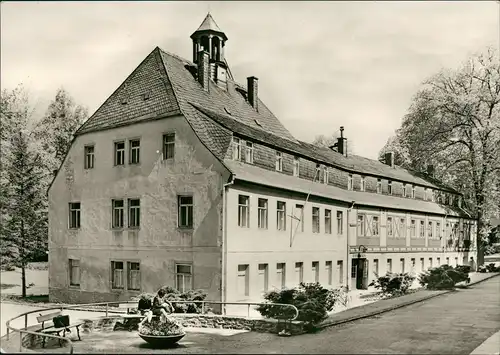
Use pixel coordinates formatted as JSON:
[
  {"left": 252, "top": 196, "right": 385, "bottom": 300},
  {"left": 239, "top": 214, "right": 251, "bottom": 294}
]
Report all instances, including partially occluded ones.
[
  {"left": 247, "top": 76, "right": 258, "bottom": 111},
  {"left": 427, "top": 164, "right": 435, "bottom": 177},
  {"left": 198, "top": 51, "right": 209, "bottom": 91},
  {"left": 384, "top": 152, "right": 395, "bottom": 168},
  {"left": 337, "top": 126, "right": 348, "bottom": 157}
]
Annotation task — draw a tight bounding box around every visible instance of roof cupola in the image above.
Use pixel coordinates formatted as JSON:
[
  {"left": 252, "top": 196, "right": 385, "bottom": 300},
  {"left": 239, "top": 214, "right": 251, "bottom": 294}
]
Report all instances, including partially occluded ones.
[{"left": 191, "top": 13, "right": 228, "bottom": 64}]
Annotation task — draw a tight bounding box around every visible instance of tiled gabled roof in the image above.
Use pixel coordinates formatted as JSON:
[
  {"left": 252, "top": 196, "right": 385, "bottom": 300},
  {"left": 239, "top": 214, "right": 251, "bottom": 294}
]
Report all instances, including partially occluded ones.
[{"left": 190, "top": 103, "right": 458, "bottom": 193}]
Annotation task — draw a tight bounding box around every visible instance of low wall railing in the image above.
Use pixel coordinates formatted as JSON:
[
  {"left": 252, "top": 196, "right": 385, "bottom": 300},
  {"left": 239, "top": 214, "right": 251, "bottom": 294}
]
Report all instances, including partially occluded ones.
[{"left": 4, "top": 300, "right": 299, "bottom": 354}]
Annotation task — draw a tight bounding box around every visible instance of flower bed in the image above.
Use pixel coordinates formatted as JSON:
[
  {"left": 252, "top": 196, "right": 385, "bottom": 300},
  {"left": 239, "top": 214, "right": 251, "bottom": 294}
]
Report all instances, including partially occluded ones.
[{"left": 138, "top": 318, "right": 185, "bottom": 336}]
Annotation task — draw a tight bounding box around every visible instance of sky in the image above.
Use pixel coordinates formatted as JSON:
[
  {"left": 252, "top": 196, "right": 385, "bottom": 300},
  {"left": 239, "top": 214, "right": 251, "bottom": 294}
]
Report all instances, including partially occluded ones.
[{"left": 1, "top": 1, "right": 499, "bottom": 159}]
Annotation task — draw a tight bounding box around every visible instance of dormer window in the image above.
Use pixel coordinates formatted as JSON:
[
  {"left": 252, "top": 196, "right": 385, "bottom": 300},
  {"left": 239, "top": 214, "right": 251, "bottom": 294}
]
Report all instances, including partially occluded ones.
[
  {"left": 324, "top": 167, "right": 329, "bottom": 185},
  {"left": 232, "top": 137, "right": 241, "bottom": 161},
  {"left": 347, "top": 174, "right": 353, "bottom": 191},
  {"left": 360, "top": 176, "right": 365, "bottom": 192},
  {"left": 245, "top": 141, "right": 254, "bottom": 164},
  {"left": 315, "top": 164, "right": 321, "bottom": 181},
  {"left": 411, "top": 185, "right": 416, "bottom": 199},
  {"left": 403, "top": 183, "right": 407, "bottom": 198},
  {"left": 431, "top": 189, "right": 436, "bottom": 202},
  {"left": 377, "top": 179, "right": 382, "bottom": 194},
  {"left": 293, "top": 157, "right": 300, "bottom": 177},
  {"left": 388, "top": 181, "right": 392, "bottom": 195},
  {"left": 275, "top": 151, "right": 283, "bottom": 172}
]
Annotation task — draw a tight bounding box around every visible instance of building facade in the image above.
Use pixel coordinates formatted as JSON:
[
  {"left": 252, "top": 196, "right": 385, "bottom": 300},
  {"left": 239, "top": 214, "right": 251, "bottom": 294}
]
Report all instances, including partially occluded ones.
[{"left": 48, "top": 14, "right": 477, "bottom": 306}]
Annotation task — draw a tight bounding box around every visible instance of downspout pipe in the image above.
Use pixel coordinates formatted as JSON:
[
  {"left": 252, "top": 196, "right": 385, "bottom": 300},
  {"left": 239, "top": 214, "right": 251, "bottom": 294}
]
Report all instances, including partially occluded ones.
[
  {"left": 346, "top": 201, "right": 356, "bottom": 292},
  {"left": 221, "top": 174, "right": 235, "bottom": 315}
]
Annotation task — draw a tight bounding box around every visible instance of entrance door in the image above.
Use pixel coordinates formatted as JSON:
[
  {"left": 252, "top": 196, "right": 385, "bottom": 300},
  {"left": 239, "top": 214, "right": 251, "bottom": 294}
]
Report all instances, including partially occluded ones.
[{"left": 356, "top": 258, "right": 369, "bottom": 290}]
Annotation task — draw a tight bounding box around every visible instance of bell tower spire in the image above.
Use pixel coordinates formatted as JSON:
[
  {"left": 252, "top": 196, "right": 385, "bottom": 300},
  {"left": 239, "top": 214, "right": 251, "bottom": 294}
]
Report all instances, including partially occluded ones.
[{"left": 190, "top": 13, "right": 228, "bottom": 64}]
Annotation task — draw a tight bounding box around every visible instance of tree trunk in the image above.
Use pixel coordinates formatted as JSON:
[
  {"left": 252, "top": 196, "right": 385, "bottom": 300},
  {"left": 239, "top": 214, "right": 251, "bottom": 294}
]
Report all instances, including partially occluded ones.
[
  {"left": 476, "top": 213, "right": 485, "bottom": 270},
  {"left": 21, "top": 263, "right": 26, "bottom": 298}
]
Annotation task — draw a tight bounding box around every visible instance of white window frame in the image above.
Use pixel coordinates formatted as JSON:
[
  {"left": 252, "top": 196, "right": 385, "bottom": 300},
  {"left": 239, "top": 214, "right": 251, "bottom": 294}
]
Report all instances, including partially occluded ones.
[
  {"left": 176, "top": 263, "right": 193, "bottom": 293},
  {"left": 69, "top": 259, "right": 80, "bottom": 287},
  {"left": 387, "top": 216, "right": 393, "bottom": 237},
  {"left": 178, "top": 195, "right": 194, "bottom": 228},
  {"left": 111, "top": 261, "right": 124, "bottom": 289},
  {"left": 112, "top": 199, "right": 124, "bottom": 229},
  {"left": 312, "top": 207, "right": 320, "bottom": 233},
  {"left": 337, "top": 211, "right": 343, "bottom": 235},
  {"left": 277, "top": 201, "right": 286, "bottom": 231},
  {"left": 388, "top": 181, "right": 392, "bottom": 195},
  {"left": 419, "top": 220, "right": 425, "bottom": 238},
  {"left": 326, "top": 261, "right": 333, "bottom": 285},
  {"left": 295, "top": 204, "right": 304, "bottom": 232},
  {"left": 324, "top": 167, "right": 329, "bottom": 185},
  {"left": 295, "top": 262, "right": 304, "bottom": 284},
  {"left": 245, "top": 141, "right": 254, "bottom": 164},
  {"left": 403, "top": 184, "right": 407, "bottom": 198},
  {"left": 128, "top": 199, "right": 141, "bottom": 228},
  {"left": 348, "top": 174, "right": 353, "bottom": 190},
  {"left": 377, "top": 179, "right": 382, "bottom": 194},
  {"left": 258, "top": 198, "right": 268, "bottom": 229},
  {"left": 312, "top": 261, "right": 320, "bottom": 283},
  {"left": 411, "top": 185, "right": 416, "bottom": 199},
  {"left": 276, "top": 263, "right": 286, "bottom": 289},
  {"left": 69, "top": 202, "right": 81, "bottom": 229},
  {"left": 360, "top": 176, "right": 366, "bottom": 192},
  {"left": 84, "top": 145, "right": 95, "bottom": 169},
  {"left": 127, "top": 261, "right": 141, "bottom": 291},
  {"left": 238, "top": 195, "right": 250, "bottom": 228},
  {"left": 275, "top": 151, "right": 283, "bottom": 172},
  {"left": 325, "top": 209, "right": 332, "bottom": 234},
  {"left": 163, "top": 133, "right": 175, "bottom": 160},
  {"left": 410, "top": 219, "right": 416, "bottom": 238},
  {"left": 258, "top": 264, "right": 269, "bottom": 293},
  {"left": 232, "top": 137, "right": 241, "bottom": 161},
  {"left": 129, "top": 139, "right": 140, "bottom": 165},
  {"left": 114, "top": 141, "right": 125, "bottom": 166},
  {"left": 293, "top": 157, "right": 300, "bottom": 177}
]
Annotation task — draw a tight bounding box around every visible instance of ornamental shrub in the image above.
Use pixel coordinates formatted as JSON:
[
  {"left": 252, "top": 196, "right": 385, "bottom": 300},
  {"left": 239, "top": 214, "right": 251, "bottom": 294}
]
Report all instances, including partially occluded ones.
[
  {"left": 418, "top": 264, "right": 470, "bottom": 290},
  {"left": 256, "top": 282, "right": 348, "bottom": 331},
  {"left": 368, "top": 272, "right": 415, "bottom": 297},
  {"left": 486, "top": 263, "right": 500, "bottom": 272}
]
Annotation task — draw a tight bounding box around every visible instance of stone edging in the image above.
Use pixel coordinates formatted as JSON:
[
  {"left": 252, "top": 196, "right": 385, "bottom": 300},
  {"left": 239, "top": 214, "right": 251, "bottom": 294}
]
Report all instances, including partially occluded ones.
[{"left": 318, "top": 273, "right": 500, "bottom": 329}]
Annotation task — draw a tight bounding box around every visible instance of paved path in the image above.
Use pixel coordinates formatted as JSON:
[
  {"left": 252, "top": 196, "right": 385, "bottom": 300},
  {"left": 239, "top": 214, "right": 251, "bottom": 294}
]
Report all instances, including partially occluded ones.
[{"left": 198, "top": 276, "right": 500, "bottom": 354}]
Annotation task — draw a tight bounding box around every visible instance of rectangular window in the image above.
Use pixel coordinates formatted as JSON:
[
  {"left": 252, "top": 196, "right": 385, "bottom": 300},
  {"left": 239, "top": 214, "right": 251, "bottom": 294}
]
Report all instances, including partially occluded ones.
[
  {"left": 411, "top": 258, "right": 416, "bottom": 271},
  {"left": 276, "top": 263, "right": 286, "bottom": 289},
  {"left": 377, "top": 179, "right": 382, "bottom": 194},
  {"left": 128, "top": 199, "right": 140, "bottom": 228},
  {"left": 373, "top": 259, "right": 379, "bottom": 277},
  {"left": 324, "top": 167, "right": 329, "bottom": 185},
  {"left": 360, "top": 176, "right": 366, "bottom": 192},
  {"left": 429, "top": 258, "right": 433, "bottom": 268},
  {"left": 277, "top": 201, "right": 286, "bottom": 231},
  {"left": 411, "top": 185, "right": 416, "bottom": 199},
  {"left": 84, "top": 145, "right": 95, "bottom": 169},
  {"left": 455, "top": 257, "right": 458, "bottom": 266},
  {"left": 326, "top": 261, "right": 333, "bottom": 285},
  {"left": 312, "top": 261, "right": 319, "bottom": 283},
  {"left": 351, "top": 262, "right": 357, "bottom": 278},
  {"left": 111, "top": 261, "right": 124, "bottom": 289},
  {"left": 69, "top": 202, "right": 81, "bottom": 229},
  {"left": 387, "top": 259, "right": 392, "bottom": 273},
  {"left": 69, "top": 259, "right": 80, "bottom": 286},
  {"left": 428, "top": 221, "right": 433, "bottom": 238},
  {"left": 325, "top": 209, "right": 332, "bottom": 234},
  {"left": 238, "top": 195, "right": 250, "bottom": 228},
  {"left": 446, "top": 257, "right": 450, "bottom": 265},
  {"left": 258, "top": 264, "right": 269, "bottom": 293},
  {"left": 436, "top": 222, "right": 441, "bottom": 238},
  {"left": 163, "top": 133, "right": 175, "bottom": 160},
  {"left": 231, "top": 137, "right": 241, "bottom": 160},
  {"left": 176, "top": 263, "right": 193, "bottom": 293},
  {"left": 258, "top": 198, "right": 268, "bottom": 229},
  {"left": 237, "top": 264, "right": 249, "bottom": 296},
  {"left": 420, "top": 220, "right": 425, "bottom": 238},
  {"left": 178, "top": 196, "right": 194, "bottom": 228},
  {"left": 400, "top": 258, "right": 405, "bottom": 273},
  {"left": 372, "top": 216, "right": 380, "bottom": 236},
  {"left": 127, "top": 262, "right": 141, "bottom": 291},
  {"left": 410, "top": 219, "right": 416, "bottom": 237},
  {"left": 337, "top": 211, "right": 343, "bottom": 235},
  {"left": 245, "top": 141, "right": 254, "bottom": 163},
  {"left": 348, "top": 174, "right": 353, "bottom": 190},
  {"left": 399, "top": 218, "right": 406, "bottom": 238},
  {"left": 129, "top": 139, "right": 140, "bottom": 164},
  {"left": 312, "top": 207, "right": 320, "bottom": 233},
  {"left": 275, "top": 151, "right": 283, "bottom": 172},
  {"left": 114, "top": 141, "right": 125, "bottom": 166},
  {"left": 337, "top": 260, "right": 344, "bottom": 285},
  {"left": 420, "top": 258, "right": 425, "bottom": 271},
  {"left": 388, "top": 181, "right": 392, "bottom": 195},
  {"left": 403, "top": 184, "right": 407, "bottom": 198},
  {"left": 295, "top": 262, "right": 304, "bottom": 284},
  {"left": 357, "top": 215, "right": 365, "bottom": 236},
  {"left": 437, "top": 257, "right": 441, "bottom": 266},
  {"left": 293, "top": 157, "right": 300, "bottom": 177},
  {"left": 387, "top": 217, "right": 393, "bottom": 237},
  {"left": 295, "top": 204, "right": 304, "bottom": 232},
  {"left": 112, "top": 199, "right": 124, "bottom": 229}
]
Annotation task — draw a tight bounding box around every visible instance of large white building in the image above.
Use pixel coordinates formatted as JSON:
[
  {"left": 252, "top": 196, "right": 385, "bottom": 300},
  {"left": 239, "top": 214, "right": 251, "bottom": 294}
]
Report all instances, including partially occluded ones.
[{"left": 48, "top": 14, "right": 477, "bottom": 307}]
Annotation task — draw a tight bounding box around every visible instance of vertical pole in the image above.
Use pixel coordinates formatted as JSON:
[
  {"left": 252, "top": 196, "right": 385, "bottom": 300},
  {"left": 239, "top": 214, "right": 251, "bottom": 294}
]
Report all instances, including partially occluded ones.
[
  {"left": 24, "top": 314, "right": 28, "bottom": 330},
  {"left": 6, "top": 326, "right": 9, "bottom": 340},
  {"left": 19, "top": 331, "right": 23, "bottom": 351},
  {"left": 105, "top": 304, "right": 108, "bottom": 317},
  {"left": 247, "top": 304, "right": 250, "bottom": 318},
  {"left": 201, "top": 302, "right": 205, "bottom": 314}
]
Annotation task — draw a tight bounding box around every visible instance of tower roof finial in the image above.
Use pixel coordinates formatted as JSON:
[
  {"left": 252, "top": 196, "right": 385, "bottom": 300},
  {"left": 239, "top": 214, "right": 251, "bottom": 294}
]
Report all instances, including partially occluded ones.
[{"left": 191, "top": 13, "right": 228, "bottom": 41}]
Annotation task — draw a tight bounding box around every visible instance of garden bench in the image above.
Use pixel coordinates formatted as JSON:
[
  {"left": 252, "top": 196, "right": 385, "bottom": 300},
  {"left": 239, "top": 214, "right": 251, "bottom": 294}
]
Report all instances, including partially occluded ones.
[{"left": 36, "top": 311, "right": 83, "bottom": 348}]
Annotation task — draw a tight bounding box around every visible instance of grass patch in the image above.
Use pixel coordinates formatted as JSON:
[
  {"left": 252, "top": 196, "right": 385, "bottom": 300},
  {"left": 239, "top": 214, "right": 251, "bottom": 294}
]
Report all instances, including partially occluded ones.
[{"left": 1, "top": 294, "right": 50, "bottom": 303}]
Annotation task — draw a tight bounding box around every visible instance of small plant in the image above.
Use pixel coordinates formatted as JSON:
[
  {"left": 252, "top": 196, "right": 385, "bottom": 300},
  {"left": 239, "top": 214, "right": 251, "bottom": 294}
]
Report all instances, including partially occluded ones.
[
  {"left": 418, "top": 264, "right": 470, "bottom": 290},
  {"left": 368, "top": 272, "right": 415, "bottom": 297},
  {"left": 486, "top": 263, "right": 500, "bottom": 272},
  {"left": 256, "top": 282, "right": 348, "bottom": 331}
]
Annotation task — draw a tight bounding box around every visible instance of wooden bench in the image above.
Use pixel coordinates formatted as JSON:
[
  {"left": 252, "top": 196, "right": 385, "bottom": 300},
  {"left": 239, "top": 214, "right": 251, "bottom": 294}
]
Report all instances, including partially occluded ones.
[{"left": 36, "top": 311, "right": 83, "bottom": 348}]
